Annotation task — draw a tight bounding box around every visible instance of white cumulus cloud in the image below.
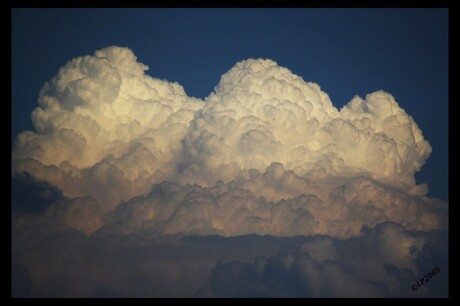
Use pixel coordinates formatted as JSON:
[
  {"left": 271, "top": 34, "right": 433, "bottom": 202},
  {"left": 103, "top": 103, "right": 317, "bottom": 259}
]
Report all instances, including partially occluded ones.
[
  {"left": 12, "top": 46, "right": 444, "bottom": 238},
  {"left": 11, "top": 46, "right": 447, "bottom": 296}
]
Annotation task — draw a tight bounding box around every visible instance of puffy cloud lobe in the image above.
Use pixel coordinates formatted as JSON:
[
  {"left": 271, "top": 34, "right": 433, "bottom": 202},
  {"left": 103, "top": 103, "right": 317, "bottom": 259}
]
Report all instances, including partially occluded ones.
[
  {"left": 106, "top": 179, "right": 319, "bottom": 237},
  {"left": 11, "top": 161, "right": 446, "bottom": 239},
  {"left": 14, "top": 46, "right": 431, "bottom": 199},
  {"left": 101, "top": 166, "right": 445, "bottom": 238},
  {"left": 12, "top": 46, "right": 444, "bottom": 237},
  {"left": 179, "top": 59, "right": 431, "bottom": 196},
  {"left": 13, "top": 46, "right": 203, "bottom": 209}
]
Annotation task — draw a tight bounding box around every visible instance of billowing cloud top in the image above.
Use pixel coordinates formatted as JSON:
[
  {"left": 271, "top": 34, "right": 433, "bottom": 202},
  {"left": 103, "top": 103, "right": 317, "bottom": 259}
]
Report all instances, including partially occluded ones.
[{"left": 12, "top": 46, "right": 443, "bottom": 238}]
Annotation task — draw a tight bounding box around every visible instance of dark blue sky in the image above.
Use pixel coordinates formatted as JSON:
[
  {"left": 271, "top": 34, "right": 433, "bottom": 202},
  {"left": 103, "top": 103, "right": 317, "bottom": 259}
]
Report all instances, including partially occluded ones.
[{"left": 12, "top": 8, "right": 448, "bottom": 200}]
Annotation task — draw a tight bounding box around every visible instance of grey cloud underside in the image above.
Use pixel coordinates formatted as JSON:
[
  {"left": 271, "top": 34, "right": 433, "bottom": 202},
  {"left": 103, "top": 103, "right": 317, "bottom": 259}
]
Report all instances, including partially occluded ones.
[
  {"left": 12, "top": 219, "right": 447, "bottom": 297},
  {"left": 204, "top": 225, "right": 448, "bottom": 297},
  {"left": 12, "top": 46, "right": 447, "bottom": 297}
]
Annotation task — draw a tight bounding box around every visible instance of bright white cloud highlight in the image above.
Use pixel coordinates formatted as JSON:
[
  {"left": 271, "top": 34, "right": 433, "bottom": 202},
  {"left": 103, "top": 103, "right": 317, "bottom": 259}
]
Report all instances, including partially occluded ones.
[{"left": 12, "top": 46, "right": 443, "bottom": 237}]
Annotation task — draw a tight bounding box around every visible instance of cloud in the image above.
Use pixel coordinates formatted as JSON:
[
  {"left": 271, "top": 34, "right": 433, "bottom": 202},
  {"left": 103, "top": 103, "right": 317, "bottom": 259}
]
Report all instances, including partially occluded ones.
[
  {"left": 11, "top": 221, "right": 447, "bottom": 297},
  {"left": 13, "top": 46, "right": 204, "bottom": 210},
  {"left": 13, "top": 46, "right": 432, "bottom": 206},
  {"left": 204, "top": 224, "right": 448, "bottom": 297},
  {"left": 101, "top": 170, "right": 445, "bottom": 238},
  {"left": 12, "top": 46, "right": 447, "bottom": 297},
  {"left": 179, "top": 59, "right": 431, "bottom": 197}
]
